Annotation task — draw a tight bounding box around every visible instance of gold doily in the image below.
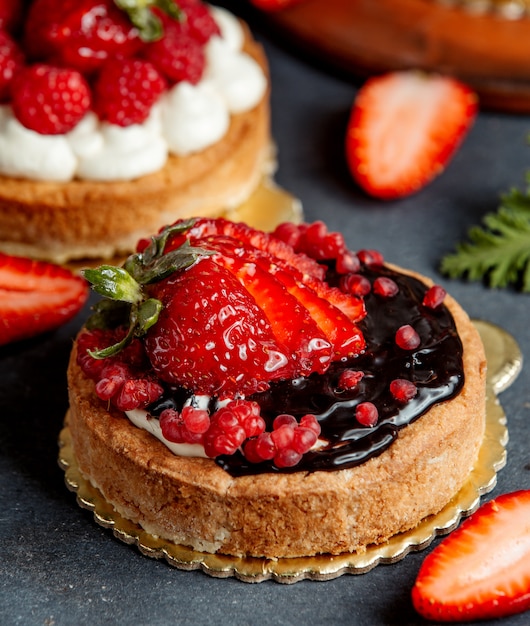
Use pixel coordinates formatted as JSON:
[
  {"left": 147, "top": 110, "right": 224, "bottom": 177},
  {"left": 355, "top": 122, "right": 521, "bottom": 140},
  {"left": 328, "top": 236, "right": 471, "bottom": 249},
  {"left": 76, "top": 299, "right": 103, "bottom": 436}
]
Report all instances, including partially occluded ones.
[{"left": 58, "top": 320, "right": 521, "bottom": 583}]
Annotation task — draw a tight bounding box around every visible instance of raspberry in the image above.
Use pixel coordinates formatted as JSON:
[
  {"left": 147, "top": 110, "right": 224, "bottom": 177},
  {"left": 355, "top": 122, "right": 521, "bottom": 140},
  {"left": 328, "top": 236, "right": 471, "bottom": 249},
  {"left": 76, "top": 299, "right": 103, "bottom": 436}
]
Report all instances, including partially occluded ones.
[
  {"left": 390, "top": 378, "right": 418, "bottom": 402},
  {"left": 181, "top": 405, "right": 210, "bottom": 434},
  {"left": 159, "top": 408, "right": 186, "bottom": 443},
  {"left": 357, "top": 249, "right": 384, "bottom": 267},
  {"left": 0, "top": 31, "right": 23, "bottom": 103},
  {"left": 395, "top": 324, "right": 421, "bottom": 350},
  {"left": 340, "top": 273, "right": 371, "bottom": 297},
  {"left": 114, "top": 378, "right": 164, "bottom": 411},
  {"left": 160, "top": 407, "right": 208, "bottom": 444},
  {"left": 181, "top": 2, "right": 221, "bottom": 44},
  {"left": 11, "top": 64, "right": 91, "bottom": 135},
  {"left": 356, "top": 402, "right": 378, "bottom": 427},
  {"left": 373, "top": 276, "right": 399, "bottom": 298},
  {"left": 203, "top": 400, "right": 264, "bottom": 458},
  {"left": 144, "top": 17, "right": 205, "bottom": 85},
  {"left": 338, "top": 369, "right": 364, "bottom": 390},
  {"left": 423, "top": 284, "right": 447, "bottom": 309},
  {"left": 94, "top": 362, "right": 130, "bottom": 401},
  {"left": 24, "top": 0, "right": 142, "bottom": 74},
  {"left": 93, "top": 58, "right": 167, "bottom": 127}
]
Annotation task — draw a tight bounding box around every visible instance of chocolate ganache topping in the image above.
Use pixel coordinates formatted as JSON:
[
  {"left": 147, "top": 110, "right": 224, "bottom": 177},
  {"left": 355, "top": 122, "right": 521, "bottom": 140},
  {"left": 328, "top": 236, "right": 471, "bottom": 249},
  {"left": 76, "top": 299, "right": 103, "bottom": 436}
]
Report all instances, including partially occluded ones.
[{"left": 149, "top": 263, "right": 464, "bottom": 477}]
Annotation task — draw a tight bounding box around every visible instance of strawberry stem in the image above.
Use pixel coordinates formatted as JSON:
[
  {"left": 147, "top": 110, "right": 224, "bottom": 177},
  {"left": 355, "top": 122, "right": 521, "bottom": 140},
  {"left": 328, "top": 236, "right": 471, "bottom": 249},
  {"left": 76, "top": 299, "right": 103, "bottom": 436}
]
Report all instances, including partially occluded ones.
[
  {"left": 113, "top": 0, "right": 184, "bottom": 42},
  {"left": 83, "top": 219, "right": 213, "bottom": 358}
]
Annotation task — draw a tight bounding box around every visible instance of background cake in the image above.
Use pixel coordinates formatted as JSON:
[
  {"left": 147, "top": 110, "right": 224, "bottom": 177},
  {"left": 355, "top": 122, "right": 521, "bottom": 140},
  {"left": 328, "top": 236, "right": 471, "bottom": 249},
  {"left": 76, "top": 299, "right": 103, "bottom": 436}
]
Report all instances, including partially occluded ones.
[{"left": 0, "top": 2, "right": 277, "bottom": 263}]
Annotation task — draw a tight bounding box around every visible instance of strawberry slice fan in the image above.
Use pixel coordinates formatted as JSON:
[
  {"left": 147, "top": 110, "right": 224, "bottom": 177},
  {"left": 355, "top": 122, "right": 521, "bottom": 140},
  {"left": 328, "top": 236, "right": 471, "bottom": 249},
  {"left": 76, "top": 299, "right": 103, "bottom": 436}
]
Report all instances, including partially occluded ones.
[{"left": 259, "top": 0, "right": 530, "bottom": 113}]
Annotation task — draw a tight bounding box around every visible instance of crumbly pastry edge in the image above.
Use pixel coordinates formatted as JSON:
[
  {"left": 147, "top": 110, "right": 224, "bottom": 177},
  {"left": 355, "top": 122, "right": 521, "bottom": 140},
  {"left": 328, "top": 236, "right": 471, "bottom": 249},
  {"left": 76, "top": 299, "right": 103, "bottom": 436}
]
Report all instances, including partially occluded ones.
[{"left": 66, "top": 267, "right": 487, "bottom": 559}]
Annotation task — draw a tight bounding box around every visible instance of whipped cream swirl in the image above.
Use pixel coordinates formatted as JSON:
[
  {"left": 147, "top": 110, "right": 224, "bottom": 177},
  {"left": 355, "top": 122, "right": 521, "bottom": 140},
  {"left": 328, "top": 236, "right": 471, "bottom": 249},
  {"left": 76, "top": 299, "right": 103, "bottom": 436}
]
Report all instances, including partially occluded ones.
[{"left": 0, "top": 7, "right": 266, "bottom": 183}]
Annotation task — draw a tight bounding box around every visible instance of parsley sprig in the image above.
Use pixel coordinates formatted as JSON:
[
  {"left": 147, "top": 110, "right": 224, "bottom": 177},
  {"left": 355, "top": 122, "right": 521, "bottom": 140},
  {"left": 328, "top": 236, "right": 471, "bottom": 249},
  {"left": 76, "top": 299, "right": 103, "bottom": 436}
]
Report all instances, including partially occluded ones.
[{"left": 440, "top": 184, "right": 530, "bottom": 292}]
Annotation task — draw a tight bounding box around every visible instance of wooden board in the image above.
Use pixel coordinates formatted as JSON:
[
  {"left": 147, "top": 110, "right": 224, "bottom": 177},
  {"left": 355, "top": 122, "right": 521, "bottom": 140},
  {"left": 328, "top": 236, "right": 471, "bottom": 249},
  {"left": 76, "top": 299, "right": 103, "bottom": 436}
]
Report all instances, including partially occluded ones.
[{"left": 266, "top": 0, "right": 530, "bottom": 113}]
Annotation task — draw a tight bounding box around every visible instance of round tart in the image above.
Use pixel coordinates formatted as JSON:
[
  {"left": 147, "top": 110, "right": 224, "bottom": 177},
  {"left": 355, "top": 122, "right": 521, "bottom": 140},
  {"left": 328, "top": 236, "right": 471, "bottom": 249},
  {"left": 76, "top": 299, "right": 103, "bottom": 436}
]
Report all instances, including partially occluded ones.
[
  {"left": 66, "top": 218, "right": 486, "bottom": 558},
  {"left": 0, "top": 4, "right": 272, "bottom": 263}
]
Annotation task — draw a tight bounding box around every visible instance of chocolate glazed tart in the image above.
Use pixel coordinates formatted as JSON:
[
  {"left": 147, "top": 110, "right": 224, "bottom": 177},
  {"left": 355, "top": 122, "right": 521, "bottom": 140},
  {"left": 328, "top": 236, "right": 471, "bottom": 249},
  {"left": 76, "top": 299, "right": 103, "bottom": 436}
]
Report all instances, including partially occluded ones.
[
  {"left": 66, "top": 263, "right": 486, "bottom": 559},
  {"left": 264, "top": 0, "right": 530, "bottom": 113}
]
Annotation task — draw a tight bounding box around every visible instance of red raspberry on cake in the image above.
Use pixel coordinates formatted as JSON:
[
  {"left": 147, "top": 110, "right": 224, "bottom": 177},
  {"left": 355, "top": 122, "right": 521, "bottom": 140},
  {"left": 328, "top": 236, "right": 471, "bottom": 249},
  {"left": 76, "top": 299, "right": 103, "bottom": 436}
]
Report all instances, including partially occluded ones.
[
  {"left": 93, "top": 57, "right": 167, "bottom": 126},
  {"left": 0, "top": 31, "right": 23, "bottom": 103},
  {"left": 24, "top": 0, "right": 143, "bottom": 74},
  {"left": 11, "top": 64, "right": 91, "bottom": 134}
]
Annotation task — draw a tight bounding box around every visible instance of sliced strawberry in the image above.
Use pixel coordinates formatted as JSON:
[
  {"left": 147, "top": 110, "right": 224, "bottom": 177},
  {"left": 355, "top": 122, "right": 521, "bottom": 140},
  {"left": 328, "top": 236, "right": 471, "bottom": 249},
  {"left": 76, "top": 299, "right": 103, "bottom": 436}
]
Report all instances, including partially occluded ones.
[
  {"left": 0, "top": 253, "right": 88, "bottom": 346},
  {"left": 186, "top": 218, "right": 325, "bottom": 280},
  {"left": 267, "top": 263, "right": 365, "bottom": 359},
  {"left": 145, "top": 258, "right": 295, "bottom": 397},
  {"left": 187, "top": 228, "right": 365, "bottom": 359},
  {"left": 346, "top": 71, "right": 478, "bottom": 200},
  {"left": 213, "top": 252, "right": 333, "bottom": 376},
  {"left": 412, "top": 490, "right": 530, "bottom": 622}
]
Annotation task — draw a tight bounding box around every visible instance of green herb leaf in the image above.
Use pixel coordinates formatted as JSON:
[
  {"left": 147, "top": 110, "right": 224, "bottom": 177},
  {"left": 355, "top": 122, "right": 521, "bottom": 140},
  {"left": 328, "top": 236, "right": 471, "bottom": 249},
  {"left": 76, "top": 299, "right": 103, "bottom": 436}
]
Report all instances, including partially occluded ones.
[{"left": 440, "top": 188, "right": 530, "bottom": 292}]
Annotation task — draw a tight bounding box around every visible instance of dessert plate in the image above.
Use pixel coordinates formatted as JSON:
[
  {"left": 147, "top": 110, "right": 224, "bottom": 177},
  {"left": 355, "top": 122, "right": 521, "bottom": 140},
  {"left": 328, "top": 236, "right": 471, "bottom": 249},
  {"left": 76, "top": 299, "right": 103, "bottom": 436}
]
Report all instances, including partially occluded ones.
[
  {"left": 264, "top": 0, "right": 530, "bottom": 113},
  {"left": 58, "top": 319, "right": 521, "bottom": 583}
]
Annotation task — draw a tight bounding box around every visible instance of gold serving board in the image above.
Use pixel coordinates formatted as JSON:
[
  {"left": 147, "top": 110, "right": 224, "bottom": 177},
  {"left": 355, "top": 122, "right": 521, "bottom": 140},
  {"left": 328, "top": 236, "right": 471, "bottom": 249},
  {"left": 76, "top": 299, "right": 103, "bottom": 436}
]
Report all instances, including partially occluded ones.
[{"left": 58, "top": 320, "right": 521, "bottom": 583}]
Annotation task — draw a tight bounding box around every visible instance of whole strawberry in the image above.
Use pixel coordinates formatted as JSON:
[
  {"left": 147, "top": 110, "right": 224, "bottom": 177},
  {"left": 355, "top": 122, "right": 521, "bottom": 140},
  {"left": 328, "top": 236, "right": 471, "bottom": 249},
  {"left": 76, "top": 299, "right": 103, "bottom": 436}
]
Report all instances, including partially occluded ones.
[
  {"left": 11, "top": 64, "right": 91, "bottom": 135},
  {"left": 93, "top": 58, "right": 167, "bottom": 126},
  {"left": 0, "top": 31, "right": 24, "bottom": 103},
  {"left": 24, "top": 0, "right": 143, "bottom": 74}
]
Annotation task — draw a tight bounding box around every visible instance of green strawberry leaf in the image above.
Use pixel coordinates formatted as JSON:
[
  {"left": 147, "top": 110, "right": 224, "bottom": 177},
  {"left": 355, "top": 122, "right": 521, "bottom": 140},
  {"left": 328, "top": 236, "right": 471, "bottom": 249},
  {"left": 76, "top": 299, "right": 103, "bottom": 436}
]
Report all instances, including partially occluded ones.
[
  {"left": 83, "top": 219, "right": 213, "bottom": 355},
  {"left": 114, "top": 0, "right": 183, "bottom": 42}
]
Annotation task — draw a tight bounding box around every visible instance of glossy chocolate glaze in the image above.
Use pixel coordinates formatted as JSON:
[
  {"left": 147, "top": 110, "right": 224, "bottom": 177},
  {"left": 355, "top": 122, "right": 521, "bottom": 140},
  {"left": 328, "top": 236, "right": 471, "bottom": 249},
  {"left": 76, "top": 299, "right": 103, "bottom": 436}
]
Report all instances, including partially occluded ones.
[{"left": 149, "top": 264, "right": 464, "bottom": 476}]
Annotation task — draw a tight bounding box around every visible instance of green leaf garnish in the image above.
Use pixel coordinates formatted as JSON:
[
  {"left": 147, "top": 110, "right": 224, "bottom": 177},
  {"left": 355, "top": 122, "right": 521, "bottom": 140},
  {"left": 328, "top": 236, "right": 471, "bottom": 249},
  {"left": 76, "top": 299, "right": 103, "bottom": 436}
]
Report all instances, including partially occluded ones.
[
  {"left": 440, "top": 187, "right": 530, "bottom": 292},
  {"left": 83, "top": 219, "right": 213, "bottom": 358},
  {"left": 113, "top": 0, "right": 183, "bottom": 42}
]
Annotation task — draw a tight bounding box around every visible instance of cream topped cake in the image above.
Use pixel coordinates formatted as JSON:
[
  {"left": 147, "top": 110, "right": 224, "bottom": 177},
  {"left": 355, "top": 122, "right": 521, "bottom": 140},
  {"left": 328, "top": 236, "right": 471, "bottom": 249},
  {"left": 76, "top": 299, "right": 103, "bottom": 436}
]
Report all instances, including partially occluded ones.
[
  {"left": 0, "top": 1, "right": 272, "bottom": 262},
  {"left": 66, "top": 217, "right": 486, "bottom": 558}
]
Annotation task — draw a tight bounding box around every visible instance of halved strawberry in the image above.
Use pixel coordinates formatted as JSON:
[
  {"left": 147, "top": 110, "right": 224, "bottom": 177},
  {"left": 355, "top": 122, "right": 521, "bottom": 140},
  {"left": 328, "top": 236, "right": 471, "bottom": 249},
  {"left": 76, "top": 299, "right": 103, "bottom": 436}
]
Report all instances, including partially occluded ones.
[
  {"left": 412, "top": 490, "right": 530, "bottom": 622},
  {"left": 0, "top": 253, "right": 88, "bottom": 346},
  {"left": 214, "top": 252, "right": 333, "bottom": 376},
  {"left": 346, "top": 71, "right": 478, "bottom": 200}
]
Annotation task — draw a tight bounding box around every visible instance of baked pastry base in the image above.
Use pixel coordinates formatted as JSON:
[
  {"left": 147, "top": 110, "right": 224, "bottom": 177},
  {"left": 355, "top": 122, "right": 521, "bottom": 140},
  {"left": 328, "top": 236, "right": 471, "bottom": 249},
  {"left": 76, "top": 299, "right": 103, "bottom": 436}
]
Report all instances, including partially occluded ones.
[{"left": 59, "top": 320, "right": 520, "bottom": 582}]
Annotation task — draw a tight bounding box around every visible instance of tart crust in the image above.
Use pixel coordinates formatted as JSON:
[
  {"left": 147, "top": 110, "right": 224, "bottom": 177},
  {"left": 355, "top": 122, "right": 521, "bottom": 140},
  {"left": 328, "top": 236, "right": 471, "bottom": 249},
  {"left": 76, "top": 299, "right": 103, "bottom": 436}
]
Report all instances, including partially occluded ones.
[
  {"left": 0, "top": 28, "right": 271, "bottom": 264},
  {"left": 67, "top": 268, "right": 486, "bottom": 559}
]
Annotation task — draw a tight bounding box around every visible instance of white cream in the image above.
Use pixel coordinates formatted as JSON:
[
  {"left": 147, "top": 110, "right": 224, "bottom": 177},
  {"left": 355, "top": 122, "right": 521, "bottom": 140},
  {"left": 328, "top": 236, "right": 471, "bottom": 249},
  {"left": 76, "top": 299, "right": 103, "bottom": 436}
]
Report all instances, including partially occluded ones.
[
  {"left": 0, "top": 6, "right": 266, "bottom": 182},
  {"left": 126, "top": 408, "right": 208, "bottom": 458}
]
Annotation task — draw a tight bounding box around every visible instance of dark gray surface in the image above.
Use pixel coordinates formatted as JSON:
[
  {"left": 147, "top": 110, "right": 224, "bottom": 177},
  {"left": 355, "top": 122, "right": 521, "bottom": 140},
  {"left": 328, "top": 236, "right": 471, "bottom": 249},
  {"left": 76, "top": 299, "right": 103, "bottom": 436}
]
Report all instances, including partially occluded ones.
[{"left": 2, "top": 3, "right": 530, "bottom": 624}]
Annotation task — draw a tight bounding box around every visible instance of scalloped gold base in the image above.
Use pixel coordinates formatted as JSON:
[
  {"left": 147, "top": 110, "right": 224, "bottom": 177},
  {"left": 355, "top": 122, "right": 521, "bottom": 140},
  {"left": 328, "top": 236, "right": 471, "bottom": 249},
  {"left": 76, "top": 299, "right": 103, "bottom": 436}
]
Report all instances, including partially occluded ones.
[{"left": 59, "top": 320, "right": 521, "bottom": 583}]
